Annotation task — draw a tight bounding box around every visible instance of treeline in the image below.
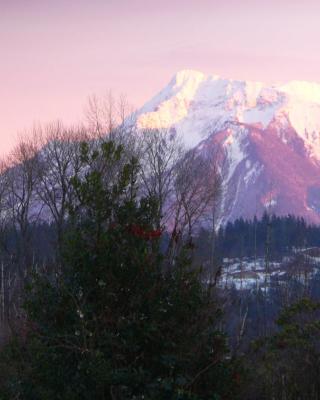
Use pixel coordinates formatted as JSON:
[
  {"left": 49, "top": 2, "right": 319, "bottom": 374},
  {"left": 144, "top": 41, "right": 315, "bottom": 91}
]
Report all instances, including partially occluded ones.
[{"left": 215, "top": 213, "right": 320, "bottom": 259}]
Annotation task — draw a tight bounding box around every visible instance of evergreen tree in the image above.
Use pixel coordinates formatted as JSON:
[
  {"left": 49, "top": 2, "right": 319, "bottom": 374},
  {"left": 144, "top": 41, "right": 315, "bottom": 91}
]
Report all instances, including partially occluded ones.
[
  {"left": 0, "top": 141, "right": 239, "bottom": 400},
  {"left": 248, "top": 298, "right": 320, "bottom": 400}
]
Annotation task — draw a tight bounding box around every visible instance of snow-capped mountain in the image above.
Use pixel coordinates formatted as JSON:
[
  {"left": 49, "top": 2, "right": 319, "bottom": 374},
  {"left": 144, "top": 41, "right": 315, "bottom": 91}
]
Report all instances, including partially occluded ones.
[{"left": 133, "top": 69, "right": 320, "bottom": 225}]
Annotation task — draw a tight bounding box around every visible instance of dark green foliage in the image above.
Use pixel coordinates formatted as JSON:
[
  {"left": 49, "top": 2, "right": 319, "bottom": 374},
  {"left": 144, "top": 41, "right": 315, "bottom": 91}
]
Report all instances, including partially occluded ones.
[
  {"left": 0, "top": 141, "right": 238, "bottom": 400},
  {"left": 214, "top": 212, "right": 320, "bottom": 260},
  {"left": 247, "top": 298, "right": 320, "bottom": 400}
]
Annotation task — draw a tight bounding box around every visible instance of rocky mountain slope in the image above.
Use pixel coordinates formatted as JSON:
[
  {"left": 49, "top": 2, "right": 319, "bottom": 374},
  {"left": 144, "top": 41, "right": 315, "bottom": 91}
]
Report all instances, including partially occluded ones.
[{"left": 132, "top": 70, "right": 320, "bottom": 225}]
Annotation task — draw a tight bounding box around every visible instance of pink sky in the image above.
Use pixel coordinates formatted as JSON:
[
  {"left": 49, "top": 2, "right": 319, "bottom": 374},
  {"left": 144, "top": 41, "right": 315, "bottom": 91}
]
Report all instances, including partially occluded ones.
[{"left": 1, "top": 0, "right": 320, "bottom": 154}]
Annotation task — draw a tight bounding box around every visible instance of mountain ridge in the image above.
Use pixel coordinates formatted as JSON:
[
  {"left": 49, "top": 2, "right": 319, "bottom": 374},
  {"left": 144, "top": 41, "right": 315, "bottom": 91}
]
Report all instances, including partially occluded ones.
[{"left": 132, "top": 70, "right": 320, "bottom": 225}]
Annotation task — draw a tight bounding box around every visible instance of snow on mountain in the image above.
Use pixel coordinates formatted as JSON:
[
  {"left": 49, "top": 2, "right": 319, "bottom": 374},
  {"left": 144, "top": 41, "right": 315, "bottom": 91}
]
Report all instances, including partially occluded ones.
[{"left": 132, "top": 70, "right": 320, "bottom": 225}]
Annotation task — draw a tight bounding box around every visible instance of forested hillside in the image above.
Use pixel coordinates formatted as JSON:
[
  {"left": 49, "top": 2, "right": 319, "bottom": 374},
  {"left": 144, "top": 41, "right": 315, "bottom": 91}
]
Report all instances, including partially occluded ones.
[{"left": 216, "top": 213, "right": 320, "bottom": 259}]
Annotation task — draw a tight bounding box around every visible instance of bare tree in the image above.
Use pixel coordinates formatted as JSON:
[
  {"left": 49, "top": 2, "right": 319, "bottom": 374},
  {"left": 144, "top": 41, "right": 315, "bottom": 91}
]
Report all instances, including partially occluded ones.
[
  {"left": 138, "top": 128, "right": 184, "bottom": 229},
  {"left": 35, "top": 122, "right": 87, "bottom": 252},
  {"left": 4, "top": 134, "right": 41, "bottom": 269},
  {"left": 85, "top": 91, "right": 133, "bottom": 138},
  {"left": 84, "top": 92, "right": 138, "bottom": 188},
  {"left": 168, "top": 148, "right": 221, "bottom": 264},
  {"left": 0, "top": 161, "right": 13, "bottom": 337},
  {"left": 0, "top": 161, "right": 12, "bottom": 253},
  {"left": 0, "top": 133, "right": 42, "bottom": 327}
]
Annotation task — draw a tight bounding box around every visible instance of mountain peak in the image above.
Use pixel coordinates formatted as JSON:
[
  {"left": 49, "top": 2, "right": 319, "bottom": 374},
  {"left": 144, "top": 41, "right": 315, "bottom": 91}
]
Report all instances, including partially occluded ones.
[
  {"left": 170, "top": 69, "right": 207, "bottom": 86},
  {"left": 132, "top": 70, "right": 320, "bottom": 225},
  {"left": 136, "top": 70, "right": 320, "bottom": 150}
]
